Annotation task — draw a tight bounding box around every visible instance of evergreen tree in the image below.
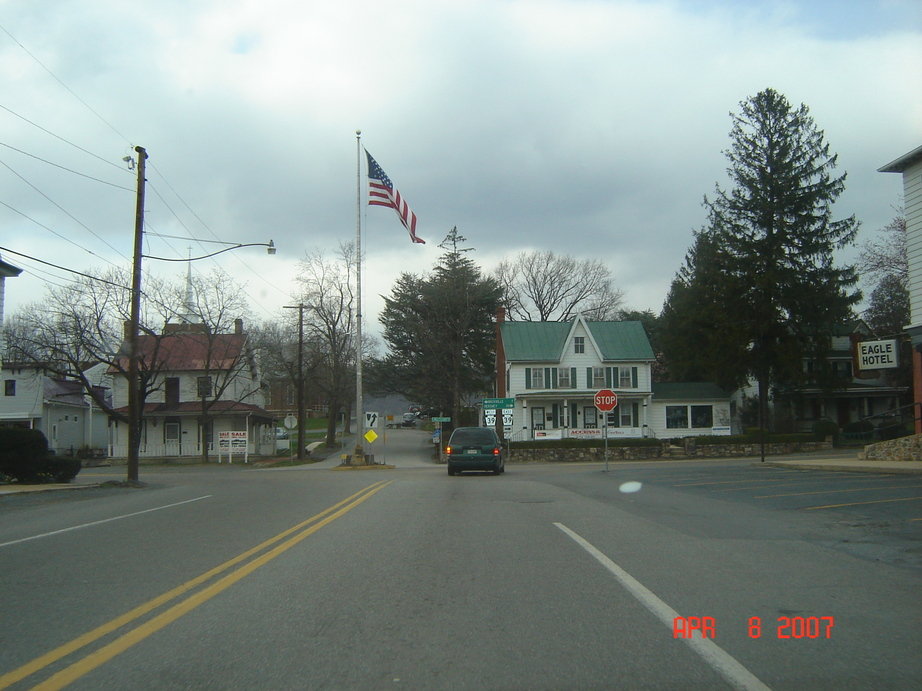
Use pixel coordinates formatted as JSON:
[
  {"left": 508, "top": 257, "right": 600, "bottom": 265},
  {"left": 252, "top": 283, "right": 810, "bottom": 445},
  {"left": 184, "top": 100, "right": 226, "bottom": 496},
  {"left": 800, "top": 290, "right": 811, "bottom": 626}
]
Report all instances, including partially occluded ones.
[
  {"left": 658, "top": 230, "right": 750, "bottom": 389},
  {"left": 705, "top": 88, "right": 861, "bottom": 427},
  {"left": 377, "top": 228, "right": 502, "bottom": 423}
]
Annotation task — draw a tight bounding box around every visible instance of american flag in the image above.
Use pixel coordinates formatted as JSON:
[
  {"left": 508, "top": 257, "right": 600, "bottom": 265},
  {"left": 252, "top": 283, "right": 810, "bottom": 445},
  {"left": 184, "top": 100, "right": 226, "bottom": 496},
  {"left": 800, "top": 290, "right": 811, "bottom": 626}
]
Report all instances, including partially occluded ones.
[{"left": 365, "top": 150, "right": 425, "bottom": 244}]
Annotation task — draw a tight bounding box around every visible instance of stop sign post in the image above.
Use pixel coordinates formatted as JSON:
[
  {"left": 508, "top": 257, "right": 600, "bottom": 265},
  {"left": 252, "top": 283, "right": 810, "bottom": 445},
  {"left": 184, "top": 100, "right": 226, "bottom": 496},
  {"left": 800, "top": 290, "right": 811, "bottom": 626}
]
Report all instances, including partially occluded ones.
[{"left": 594, "top": 389, "right": 618, "bottom": 472}]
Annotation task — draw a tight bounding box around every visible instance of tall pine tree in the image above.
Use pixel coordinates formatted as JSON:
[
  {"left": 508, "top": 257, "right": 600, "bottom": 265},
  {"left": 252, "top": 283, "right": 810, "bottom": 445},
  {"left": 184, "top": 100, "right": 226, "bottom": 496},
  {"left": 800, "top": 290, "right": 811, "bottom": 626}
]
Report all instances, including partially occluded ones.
[
  {"left": 705, "top": 88, "right": 860, "bottom": 428},
  {"left": 376, "top": 228, "right": 502, "bottom": 423}
]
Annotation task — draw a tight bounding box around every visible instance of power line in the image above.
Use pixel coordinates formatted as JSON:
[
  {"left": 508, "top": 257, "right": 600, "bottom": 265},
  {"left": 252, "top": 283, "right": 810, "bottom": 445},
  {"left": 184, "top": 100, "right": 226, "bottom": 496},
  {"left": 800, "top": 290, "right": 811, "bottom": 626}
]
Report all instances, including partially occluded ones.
[
  {"left": 0, "top": 103, "right": 130, "bottom": 173},
  {"left": 0, "top": 199, "right": 121, "bottom": 266},
  {"left": 0, "top": 158, "right": 130, "bottom": 261},
  {"left": 0, "top": 141, "right": 133, "bottom": 191},
  {"left": 0, "top": 24, "right": 132, "bottom": 146},
  {"left": 0, "top": 246, "right": 128, "bottom": 289}
]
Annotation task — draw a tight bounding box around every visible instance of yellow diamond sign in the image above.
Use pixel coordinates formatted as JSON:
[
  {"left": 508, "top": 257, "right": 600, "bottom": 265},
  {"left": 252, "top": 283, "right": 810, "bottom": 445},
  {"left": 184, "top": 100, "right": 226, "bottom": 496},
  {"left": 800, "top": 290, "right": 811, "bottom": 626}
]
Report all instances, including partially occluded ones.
[{"left": 364, "top": 429, "right": 378, "bottom": 444}]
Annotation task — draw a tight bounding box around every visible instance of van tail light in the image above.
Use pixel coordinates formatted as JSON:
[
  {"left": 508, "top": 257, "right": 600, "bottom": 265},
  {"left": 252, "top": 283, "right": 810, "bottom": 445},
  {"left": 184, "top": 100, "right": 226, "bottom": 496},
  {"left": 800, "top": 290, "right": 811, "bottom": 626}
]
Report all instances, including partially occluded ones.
[
  {"left": 493, "top": 447, "right": 500, "bottom": 455},
  {"left": 445, "top": 446, "right": 452, "bottom": 455}
]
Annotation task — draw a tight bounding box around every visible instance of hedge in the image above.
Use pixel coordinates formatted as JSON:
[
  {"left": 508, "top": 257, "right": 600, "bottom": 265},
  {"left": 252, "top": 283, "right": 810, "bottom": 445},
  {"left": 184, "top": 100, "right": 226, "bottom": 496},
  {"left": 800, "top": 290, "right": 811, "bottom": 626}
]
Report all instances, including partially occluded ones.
[{"left": 0, "top": 427, "right": 82, "bottom": 483}]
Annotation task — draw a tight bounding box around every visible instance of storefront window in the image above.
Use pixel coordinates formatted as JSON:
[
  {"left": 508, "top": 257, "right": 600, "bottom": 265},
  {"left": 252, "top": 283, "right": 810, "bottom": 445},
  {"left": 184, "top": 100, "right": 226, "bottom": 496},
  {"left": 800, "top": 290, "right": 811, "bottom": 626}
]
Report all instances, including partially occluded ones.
[
  {"left": 691, "top": 405, "right": 713, "bottom": 428},
  {"left": 666, "top": 406, "right": 689, "bottom": 429}
]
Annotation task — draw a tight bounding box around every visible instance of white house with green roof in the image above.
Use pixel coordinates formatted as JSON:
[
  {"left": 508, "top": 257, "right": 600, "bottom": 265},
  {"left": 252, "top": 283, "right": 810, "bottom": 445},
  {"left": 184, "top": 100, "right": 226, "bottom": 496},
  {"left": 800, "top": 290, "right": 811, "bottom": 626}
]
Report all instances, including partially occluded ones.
[{"left": 498, "top": 314, "right": 733, "bottom": 440}]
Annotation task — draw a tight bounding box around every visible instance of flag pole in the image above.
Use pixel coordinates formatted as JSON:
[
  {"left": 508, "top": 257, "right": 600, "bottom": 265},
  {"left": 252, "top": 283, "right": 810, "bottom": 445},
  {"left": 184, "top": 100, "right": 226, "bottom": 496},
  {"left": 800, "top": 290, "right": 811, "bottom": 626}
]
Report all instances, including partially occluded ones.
[{"left": 353, "top": 129, "right": 365, "bottom": 465}]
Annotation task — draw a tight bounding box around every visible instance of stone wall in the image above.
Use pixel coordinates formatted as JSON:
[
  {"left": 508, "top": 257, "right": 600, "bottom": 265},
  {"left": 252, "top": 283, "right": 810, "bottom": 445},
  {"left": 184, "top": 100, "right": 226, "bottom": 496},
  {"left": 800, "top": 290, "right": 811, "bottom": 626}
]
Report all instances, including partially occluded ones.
[
  {"left": 507, "top": 439, "right": 833, "bottom": 463},
  {"left": 860, "top": 434, "right": 922, "bottom": 462}
]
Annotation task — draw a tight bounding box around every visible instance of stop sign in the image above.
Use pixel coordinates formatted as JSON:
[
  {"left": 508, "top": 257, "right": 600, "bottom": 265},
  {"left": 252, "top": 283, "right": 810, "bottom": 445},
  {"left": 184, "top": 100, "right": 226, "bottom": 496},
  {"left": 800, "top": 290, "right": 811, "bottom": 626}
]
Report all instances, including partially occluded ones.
[{"left": 594, "top": 389, "right": 618, "bottom": 412}]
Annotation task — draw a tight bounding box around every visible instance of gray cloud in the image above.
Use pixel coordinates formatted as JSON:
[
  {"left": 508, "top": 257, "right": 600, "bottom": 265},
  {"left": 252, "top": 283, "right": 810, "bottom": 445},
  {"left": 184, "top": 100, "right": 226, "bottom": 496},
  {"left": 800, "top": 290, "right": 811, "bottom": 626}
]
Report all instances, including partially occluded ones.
[{"left": 1, "top": 0, "right": 919, "bottom": 333}]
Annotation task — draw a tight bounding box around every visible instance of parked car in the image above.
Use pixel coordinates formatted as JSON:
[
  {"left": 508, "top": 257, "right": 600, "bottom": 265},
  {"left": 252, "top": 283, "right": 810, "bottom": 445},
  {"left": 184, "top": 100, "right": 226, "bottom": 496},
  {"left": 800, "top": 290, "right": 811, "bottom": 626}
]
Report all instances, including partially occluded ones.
[
  {"left": 401, "top": 412, "right": 417, "bottom": 427},
  {"left": 445, "top": 426, "right": 504, "bottom": 476}
]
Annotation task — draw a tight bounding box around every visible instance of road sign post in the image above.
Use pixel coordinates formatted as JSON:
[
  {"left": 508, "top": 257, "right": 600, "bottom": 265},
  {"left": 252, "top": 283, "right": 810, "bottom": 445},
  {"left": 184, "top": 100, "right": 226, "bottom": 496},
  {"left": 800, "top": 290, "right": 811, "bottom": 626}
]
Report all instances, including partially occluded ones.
[{"left": 595, "top": 389, "right": 619, "bottom": 472}]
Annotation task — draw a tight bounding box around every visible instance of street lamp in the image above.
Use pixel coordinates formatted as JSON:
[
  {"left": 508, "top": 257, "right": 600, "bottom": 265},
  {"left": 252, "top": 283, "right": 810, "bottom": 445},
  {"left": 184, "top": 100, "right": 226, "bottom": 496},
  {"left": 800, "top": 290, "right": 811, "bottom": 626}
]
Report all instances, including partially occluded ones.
[{"left": 125, "top": 145, "right": 277, "bottom": 482}]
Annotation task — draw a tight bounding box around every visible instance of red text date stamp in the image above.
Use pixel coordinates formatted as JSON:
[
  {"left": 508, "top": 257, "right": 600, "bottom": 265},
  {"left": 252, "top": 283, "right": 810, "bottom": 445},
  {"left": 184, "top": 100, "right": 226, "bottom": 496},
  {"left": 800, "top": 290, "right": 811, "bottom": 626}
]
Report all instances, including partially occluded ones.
[{"left": 673, "top": 616, "right": 835, "bottom": 639}]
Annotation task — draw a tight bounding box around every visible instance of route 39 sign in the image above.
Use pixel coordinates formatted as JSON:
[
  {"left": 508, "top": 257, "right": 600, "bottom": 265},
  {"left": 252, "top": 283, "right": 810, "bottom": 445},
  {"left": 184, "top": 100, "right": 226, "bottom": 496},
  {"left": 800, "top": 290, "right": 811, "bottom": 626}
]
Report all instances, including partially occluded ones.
[{"left": 594, "top": 389, "right": 618, "bottom": 412}]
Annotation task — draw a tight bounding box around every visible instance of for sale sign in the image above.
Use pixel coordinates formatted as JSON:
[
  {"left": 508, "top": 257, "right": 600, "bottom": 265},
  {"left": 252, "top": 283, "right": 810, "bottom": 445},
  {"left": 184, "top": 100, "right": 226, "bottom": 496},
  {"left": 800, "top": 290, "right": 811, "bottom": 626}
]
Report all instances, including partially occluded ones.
[{"left": 856, "top": 339, "right": 899, "bottom": 370}]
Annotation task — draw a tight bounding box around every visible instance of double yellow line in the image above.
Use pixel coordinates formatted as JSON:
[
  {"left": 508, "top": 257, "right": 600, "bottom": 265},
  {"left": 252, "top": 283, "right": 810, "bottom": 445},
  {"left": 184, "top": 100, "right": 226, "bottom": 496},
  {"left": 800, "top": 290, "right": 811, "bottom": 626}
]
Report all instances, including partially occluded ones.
[{"left": 1, "top": 480, "right": 393, "bottom": 690}]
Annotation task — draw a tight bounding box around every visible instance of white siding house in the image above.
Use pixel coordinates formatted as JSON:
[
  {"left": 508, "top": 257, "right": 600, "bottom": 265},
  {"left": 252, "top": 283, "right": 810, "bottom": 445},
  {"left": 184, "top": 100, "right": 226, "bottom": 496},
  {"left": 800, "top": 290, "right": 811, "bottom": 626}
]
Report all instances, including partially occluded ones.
[
  {"left": 109, "top": 320, "right": 274, "bottom": 459},
  {"left": 879, "top": 144, "right": 922, "bottom": 432},
  {"left": 0, "top": 363, "right": 109, "bottom": 456},
  {"left": 498, "top": 314, "right": 733, "bottom": 440}
]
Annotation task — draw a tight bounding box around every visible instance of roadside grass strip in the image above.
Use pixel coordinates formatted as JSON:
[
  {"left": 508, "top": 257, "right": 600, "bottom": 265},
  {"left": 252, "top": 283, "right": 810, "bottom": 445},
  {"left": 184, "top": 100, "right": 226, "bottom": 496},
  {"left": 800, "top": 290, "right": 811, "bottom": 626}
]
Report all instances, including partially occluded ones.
[{"left": 0, "top": 480, "right": 393, "bottom": 690}]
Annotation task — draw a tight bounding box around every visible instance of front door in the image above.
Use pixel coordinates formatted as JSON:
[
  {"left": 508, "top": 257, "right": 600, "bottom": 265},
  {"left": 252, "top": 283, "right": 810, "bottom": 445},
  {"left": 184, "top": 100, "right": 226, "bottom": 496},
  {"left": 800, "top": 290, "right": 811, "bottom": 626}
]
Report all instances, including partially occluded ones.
[{"left": 531, "top": 407, "right": 545, "bottom": 430}]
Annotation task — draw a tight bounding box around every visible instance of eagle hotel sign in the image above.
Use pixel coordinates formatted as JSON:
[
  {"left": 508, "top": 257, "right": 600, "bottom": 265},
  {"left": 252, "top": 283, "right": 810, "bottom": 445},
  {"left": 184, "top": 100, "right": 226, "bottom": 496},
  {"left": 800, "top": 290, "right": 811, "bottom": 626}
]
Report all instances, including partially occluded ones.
[{"left": 856, "top": 339, "right": 899, "bottom": 370}]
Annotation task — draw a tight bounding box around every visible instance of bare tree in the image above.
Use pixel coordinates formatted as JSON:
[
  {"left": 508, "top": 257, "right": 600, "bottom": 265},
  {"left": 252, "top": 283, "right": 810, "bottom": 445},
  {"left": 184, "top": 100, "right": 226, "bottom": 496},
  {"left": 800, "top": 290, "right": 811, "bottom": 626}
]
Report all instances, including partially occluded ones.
[
  {"left": 857, "top": 211, "right": 907, "bottom": 287},
  {"left": 495, "top": 250, "right": 624, "bottom": 321},
  {"left": 4, "top": 267, "right": 175, "bottom": 421},
  {"left": 294, "top": 244, "right": 358, "bottom": 447}
]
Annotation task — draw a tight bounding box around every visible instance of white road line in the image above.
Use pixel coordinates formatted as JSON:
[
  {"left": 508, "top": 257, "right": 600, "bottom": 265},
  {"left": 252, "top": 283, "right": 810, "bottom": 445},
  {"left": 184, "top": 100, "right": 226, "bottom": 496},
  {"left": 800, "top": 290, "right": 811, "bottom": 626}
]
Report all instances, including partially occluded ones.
[
  {"left": 0, "top": 496, "right": 212, "bottom": 549},
  {"left": 554, "top": 522, "right": 772, "bottom": 691}
]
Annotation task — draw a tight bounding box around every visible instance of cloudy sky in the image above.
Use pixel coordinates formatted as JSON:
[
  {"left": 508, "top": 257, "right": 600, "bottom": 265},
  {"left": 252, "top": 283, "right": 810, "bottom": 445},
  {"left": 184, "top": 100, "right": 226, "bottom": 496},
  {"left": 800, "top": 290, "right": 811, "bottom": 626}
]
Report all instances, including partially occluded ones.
[{"left": 1, "top": 0, "right": 920, "bottom": 341}]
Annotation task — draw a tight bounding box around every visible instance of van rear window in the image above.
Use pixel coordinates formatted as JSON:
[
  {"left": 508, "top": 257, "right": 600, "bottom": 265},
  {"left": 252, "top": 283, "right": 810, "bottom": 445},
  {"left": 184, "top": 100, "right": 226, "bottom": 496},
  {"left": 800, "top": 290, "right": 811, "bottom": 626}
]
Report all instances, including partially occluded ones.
[{"left": 450, "top": 429, "right": 497, "bottom": 445}]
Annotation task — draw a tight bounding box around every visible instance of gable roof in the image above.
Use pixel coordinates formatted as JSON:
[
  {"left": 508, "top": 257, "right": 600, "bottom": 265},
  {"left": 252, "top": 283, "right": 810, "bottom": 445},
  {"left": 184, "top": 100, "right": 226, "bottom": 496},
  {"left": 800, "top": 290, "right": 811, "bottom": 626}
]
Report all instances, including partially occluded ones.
[
  {"left": 111, "top": 331, "right": 248, "bottom": 373},
  {"left": 501, "top": 320, "right": 654, "bottom": 361}
]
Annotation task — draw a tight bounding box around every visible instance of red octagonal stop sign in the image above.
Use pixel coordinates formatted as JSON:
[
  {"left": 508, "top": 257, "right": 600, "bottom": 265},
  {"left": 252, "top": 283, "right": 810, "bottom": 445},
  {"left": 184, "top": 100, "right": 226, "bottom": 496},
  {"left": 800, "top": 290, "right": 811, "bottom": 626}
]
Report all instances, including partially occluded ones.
[{"left": 594, "top": 389, "right": 618, "bottom": 412}]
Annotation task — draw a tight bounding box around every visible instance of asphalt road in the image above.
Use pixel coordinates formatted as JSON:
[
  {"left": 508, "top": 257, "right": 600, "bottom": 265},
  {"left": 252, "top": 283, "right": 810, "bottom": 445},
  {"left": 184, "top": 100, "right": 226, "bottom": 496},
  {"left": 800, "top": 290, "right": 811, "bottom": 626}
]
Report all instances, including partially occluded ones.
[{"left": 1, "top": 429, "right": 919, "bottom": 690}]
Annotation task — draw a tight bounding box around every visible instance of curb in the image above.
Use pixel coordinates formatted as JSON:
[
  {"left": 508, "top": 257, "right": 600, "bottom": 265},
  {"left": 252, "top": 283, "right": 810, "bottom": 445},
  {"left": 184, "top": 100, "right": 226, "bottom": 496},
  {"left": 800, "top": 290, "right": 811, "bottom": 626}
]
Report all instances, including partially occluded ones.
[{"left": 763, "top": 462, "right": 922, "bottom": 475}]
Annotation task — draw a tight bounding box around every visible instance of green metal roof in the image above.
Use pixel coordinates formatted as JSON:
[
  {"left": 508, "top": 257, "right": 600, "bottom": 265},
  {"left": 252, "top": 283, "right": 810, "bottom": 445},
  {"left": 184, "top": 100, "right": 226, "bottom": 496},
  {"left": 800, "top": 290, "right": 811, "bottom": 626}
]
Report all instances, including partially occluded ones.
[
  {"left": 651, "top": 382, "right": 730, "bottom": 401},
  {"left": 501, "top": 320, "right": 654, "bottom": 361}
]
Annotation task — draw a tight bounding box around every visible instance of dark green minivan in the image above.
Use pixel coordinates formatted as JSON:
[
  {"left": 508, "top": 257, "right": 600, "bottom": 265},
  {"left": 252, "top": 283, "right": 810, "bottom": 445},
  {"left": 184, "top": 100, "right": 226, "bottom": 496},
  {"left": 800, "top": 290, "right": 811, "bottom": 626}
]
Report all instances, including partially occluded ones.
[{"left": 445, "top": 427, "right": 505, "bottom": 476}]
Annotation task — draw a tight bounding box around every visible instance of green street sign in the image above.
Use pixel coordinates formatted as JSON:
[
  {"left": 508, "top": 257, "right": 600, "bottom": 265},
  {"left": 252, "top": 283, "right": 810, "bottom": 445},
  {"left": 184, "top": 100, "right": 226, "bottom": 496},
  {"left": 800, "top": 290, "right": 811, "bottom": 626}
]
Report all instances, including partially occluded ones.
[
  {"left": 483, "top": 397, "right": 514, "bottom": 410},
  {"left": 432, "top": 416, "right": 451, "bottom": 423}
]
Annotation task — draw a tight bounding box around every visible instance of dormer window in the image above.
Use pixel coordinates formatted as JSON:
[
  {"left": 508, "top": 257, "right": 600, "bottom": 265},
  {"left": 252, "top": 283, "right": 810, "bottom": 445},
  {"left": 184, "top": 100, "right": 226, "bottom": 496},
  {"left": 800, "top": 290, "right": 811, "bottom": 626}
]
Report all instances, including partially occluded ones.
[{"left": 574, "top": 337, "right": 585, "bottom": 354}]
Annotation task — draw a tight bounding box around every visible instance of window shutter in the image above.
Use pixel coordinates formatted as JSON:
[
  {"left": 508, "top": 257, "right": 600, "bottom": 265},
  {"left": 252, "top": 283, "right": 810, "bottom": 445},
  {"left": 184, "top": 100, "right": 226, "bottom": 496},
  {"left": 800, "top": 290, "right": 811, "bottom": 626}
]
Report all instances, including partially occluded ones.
[
  {"left": 631, "top": 367, "right": 638, "bottom": 388},
  {"left": 525, "top": 368, "right": 532, "bottom": 389},
  {"left": 586, "top": 367, "right": 593, "bottom": 389},
  {"left": 570, "top": 368, "right": 576, "bottom": 389},
  {"left": 632, "top": 402, "right": 639, "bottom": 426},
  {"left": 550, "top": 368, "right": 557, "bottom": 389},
  {"left": 605, "top": 367, "right": 612, "bottom": 387}
]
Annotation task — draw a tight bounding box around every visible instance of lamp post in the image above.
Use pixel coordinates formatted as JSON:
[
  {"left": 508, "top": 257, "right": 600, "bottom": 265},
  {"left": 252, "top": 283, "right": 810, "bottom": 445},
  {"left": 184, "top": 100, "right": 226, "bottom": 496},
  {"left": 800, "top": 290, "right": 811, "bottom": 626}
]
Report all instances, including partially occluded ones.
[{"left": 125, "top": 146, "right": 276, "bottom": 481}]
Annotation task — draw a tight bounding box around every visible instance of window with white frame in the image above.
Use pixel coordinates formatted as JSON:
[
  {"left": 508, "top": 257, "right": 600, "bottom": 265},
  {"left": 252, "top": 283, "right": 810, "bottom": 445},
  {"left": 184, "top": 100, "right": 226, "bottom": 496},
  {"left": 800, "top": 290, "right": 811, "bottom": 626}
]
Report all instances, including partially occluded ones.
[
  {"left": 690, "top": 405, "right": 714, "bottom": 428},
  {"left": 619, "top": 367, "right": 634, "bottom": 388},
  {"left": 666, "top": 406, "right": 689, "bottom": 429},
  {"left": 574, "top": 337, "right": 585, "bottom": 354},
  {"left": 557, "top": 368, "right": 572, "bottom": 388},
  {"left": 592, "top": 367, "right": 605, "bottom": 388},
  {"left": 530, "top": 367, "right": 544, "bottom": 389}
]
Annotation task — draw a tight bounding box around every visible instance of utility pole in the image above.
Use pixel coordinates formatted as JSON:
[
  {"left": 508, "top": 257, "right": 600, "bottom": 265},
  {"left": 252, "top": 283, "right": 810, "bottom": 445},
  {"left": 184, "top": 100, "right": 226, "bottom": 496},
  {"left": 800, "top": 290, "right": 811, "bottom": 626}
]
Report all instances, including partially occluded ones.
[
  {"left": 127, "top": 145, "right": 147, "bottom": 484},
  {"left": 283, "top": 303, "right": 306, "bottom": 460}
]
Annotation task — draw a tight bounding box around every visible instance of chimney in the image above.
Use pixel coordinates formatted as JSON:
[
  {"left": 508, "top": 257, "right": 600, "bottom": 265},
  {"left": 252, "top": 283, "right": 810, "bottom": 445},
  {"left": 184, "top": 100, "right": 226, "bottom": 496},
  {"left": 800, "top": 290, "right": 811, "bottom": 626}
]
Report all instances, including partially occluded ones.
[{"left": 235, "top": 318, "right": 244, "bottom": 335}]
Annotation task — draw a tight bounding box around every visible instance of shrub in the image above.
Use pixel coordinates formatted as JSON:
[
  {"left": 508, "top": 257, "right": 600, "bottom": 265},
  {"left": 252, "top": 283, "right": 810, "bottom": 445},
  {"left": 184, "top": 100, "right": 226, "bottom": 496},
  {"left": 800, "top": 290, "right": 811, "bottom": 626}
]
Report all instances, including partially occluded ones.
[
  {"left": 43, "top": 456, "right": 82, "bottom": 483},
  {"left": 811, "top": 419, "right": 839, "bottom": 441},
  {"left": 0, "top": 428, "right": 81, "bottom": 483},
  {"left": 510, "top": 438, "right": 660, "bottom": 450}
]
